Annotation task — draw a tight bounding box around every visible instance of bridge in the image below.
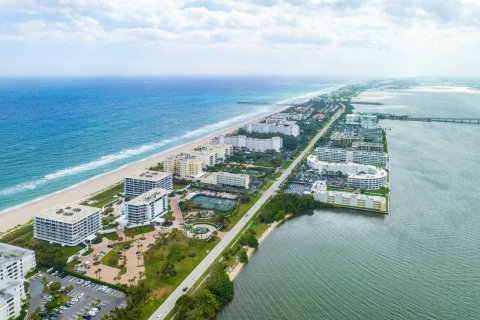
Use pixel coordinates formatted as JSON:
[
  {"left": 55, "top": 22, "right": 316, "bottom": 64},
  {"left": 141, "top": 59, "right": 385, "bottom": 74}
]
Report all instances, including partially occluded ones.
[
  {"left": 397, "top": 117, "right": 480, "bottom": 124},
  {"left": 379, "top": 115, "right": 480, "bottom": 125}
]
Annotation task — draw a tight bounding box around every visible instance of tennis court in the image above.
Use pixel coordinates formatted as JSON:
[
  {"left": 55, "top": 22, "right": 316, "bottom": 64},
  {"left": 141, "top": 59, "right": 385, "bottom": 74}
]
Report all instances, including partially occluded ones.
[{"left": 192, "top": 195, "right": 238, "bottom": 211}]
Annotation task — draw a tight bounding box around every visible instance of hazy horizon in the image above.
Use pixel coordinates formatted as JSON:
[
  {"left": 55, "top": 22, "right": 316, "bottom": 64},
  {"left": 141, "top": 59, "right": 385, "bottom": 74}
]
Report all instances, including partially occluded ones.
[{"left": 1, "top": 0, "right": 479, "bottom": 78}]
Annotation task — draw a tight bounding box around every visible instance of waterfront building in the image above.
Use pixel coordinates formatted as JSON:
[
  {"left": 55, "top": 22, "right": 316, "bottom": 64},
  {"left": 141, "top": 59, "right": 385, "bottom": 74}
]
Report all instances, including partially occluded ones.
[
  {"left": 346, "top": 113, "right": 378, "bottom": 128},
  {"left": 34, "top": 204, "right": 102, "bottom": 246},
  {"left": 219, "top": 135, "right": 283, "bottom": 152},
  {"left": 244, "top": 122, "right": 300, "bottom": 137},
  {"left": 0, "top": 279, "right": 25, "bottom": 320},
  {"left": 315, "top": 147, "right": 388, "bottom": 166},
  {"left": 334, "top": 126, "right": 383, "bottom": 144},
  {"left": 267, "top": 113, "right": 304, "bottom": 123},
  {"left": 190, "top": 144, "right": 233, "bottom": 168},
  {"left": 352, "top": 141, "right": 384, "bottom": 152},
  {"left": 307, "top": 155, "right": 388, "bottom": 190},
  {"left": 0, "top": 243, "right": 36, "bottom": 281},
  {"left": 164, "top": 153, "right": 204, "bottom": 179},
  {"left": 311, "top": 181, "right": 387, "bottom": 212},
  {"left": 125, "top": 188, "right": 168, "bottom": 225},
  {"left": 124, "top": 170, "right": 173, "bottom": 197}
]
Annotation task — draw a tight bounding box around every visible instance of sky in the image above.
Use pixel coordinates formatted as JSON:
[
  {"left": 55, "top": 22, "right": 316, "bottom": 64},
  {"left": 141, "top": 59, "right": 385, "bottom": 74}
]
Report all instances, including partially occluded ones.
[{"left": 0, "top": 0, "right": 479, "bottom": 77}]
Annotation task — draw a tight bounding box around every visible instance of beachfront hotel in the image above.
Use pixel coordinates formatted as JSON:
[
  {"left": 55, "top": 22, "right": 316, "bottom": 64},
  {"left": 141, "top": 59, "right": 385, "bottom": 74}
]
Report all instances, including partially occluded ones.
[
  {"left": 124, "top": 170, "right": 173, "bottom": 197},
  {"left": 218, "top": 135, "right": 283, "bottom": 152},
  {"left": 315, "top": 147, "right": 388, "bottom": 166},
  {"left": 124, "top": 188, "right": 169, "bottom": 225},
  {"left": 311, "top": 181, "right": 387, "bottom": 212},
  {"left": 163, "top": 153, "right": 204, "bottom": 179},
  {"left": 351, "top": 141, "right": 384, "bottom": 152},
  {"left": 34, "top": 204, "right": 102, "bottom": 246},
  {"left": 214, "top": 172, "right": 250, "bottom": 189},
  {"left": 244, "top": 122, "right": 300, "bottom": 137},
  {"left": 0, "top": 243, "right": 36, "bottom": 281},
  {"left": 0, "top": 279, "right": 26, "bottom": 320},
  {"left": 307, "top": 155, "right": 388, "bottom": 190}
]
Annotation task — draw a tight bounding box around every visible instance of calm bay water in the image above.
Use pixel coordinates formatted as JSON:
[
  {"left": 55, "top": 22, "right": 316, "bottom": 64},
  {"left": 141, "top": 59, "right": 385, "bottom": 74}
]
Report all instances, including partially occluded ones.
[
  {"left": 218, "top": 86, "right": 480, "bottom": 320},
  {"left": 0, "top": 77, "right": 342, "bottom": 212}
]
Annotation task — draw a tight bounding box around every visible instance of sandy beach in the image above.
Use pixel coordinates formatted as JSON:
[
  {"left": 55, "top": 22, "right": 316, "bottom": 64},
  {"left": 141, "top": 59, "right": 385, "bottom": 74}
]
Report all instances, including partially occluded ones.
[{"left": 0, "top": 110, "right": 286, "bottom": 233}]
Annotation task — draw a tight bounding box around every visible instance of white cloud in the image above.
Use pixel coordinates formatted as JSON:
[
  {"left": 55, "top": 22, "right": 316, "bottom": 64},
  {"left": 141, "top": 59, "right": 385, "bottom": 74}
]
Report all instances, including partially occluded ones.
[{"left": 0, "top": 0, "right": 479, "bottom": 76}]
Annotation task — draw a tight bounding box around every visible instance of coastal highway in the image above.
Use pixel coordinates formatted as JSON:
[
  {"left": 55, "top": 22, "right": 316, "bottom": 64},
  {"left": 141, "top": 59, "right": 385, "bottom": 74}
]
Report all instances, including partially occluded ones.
[{"left": 149, "top": 106, "right": 344, "bottom": 320}]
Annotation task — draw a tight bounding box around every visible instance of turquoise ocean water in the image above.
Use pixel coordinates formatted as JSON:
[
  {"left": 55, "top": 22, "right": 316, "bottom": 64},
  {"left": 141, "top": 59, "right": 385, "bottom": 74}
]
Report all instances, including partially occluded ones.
[{"left": 0, "top": 77, "right": 342, "bottom": 212}]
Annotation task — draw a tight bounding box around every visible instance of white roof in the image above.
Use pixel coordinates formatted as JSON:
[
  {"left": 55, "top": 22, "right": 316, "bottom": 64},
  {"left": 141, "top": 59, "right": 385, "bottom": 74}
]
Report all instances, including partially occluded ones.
[
  {"left": 126, "top": 188, "right": 169, "bottom": 206},
  {"left": 0, "top": 243, "right": 35, "bottom": 266},
  {"left": 127, "top": 170, "right": 171, "bottom": 181},
  {"left": 37, "top": 204, "right": 100, "bottom": 223}
]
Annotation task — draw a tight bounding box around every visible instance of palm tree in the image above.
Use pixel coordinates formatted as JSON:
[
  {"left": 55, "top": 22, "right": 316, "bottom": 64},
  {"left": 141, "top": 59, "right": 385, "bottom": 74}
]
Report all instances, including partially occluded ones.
[
  {"left": 138, "top": 271, "right": 144, "bottom": 280},
  {"left": 97, "top": 268, "right": 102, "bottom": 279},
  {"left": 137, "top": 255, "right": 142, "bottom": 267}
]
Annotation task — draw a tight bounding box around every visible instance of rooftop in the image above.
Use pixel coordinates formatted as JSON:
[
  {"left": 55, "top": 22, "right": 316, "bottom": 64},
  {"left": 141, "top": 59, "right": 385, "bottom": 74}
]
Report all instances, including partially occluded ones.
[
  {"left": 215, "top": 171, "right": 249, "bottom": 179},
  {"left": 126, "top": 187, "right": 169, "bottom": 206},
  {"left": 0, "top": 243, "right": 35, "bottom": 266},
  {"left": 127, "top": 170, "right": 171, "bottom": 181},
  {"left": 36, "top": 204, "right": 100, "bottom": 223},
  {"left": 0, "top": 279, "right": 23, "bottom": 301}
]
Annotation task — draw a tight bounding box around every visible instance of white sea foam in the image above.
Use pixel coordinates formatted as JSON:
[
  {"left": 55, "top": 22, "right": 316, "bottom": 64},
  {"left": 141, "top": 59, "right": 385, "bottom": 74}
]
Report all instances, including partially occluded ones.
[{"left": 0, "top": 86, "right": 341, "bottom": 203}]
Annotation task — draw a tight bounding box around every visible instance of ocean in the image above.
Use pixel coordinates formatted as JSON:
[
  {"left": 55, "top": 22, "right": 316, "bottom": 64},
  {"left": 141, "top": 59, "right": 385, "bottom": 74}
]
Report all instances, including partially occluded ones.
[
  {"left": 218, "top": 85, "right": 480, "bottom": 320},
  {"left": 0, "top": 77, "right": 342, "bottom": 212}
]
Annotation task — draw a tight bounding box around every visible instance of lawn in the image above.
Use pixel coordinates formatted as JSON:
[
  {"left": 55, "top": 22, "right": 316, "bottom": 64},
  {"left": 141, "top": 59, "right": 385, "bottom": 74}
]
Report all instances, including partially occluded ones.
[
  {"left": 124, "top": 225, "right": 155, "bottom": 238},
  {"left": 260, "top": 179, "right": 274, "bottom": 191},
  {"left": 101, "top": 240, "right": 134, "bottom": 268},
  {"left": 140, "top": 231, "right": 220, "bottom": 319},
  {"left": 102, "top": 232, "right": 120, "bottom": 241},
  {"left": 281, "top": 160, "right": 293, "bottom": 169},
  {"left": 84, "top": 182, "right": 124, "bottom": 208},
  {"left": 225, "top": 193, "right": 262, "bottom": 231}
]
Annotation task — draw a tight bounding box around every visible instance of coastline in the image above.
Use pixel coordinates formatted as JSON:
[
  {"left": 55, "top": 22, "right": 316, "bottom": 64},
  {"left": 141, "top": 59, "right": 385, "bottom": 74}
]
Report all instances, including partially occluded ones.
[
  {"left": 228, "top": 217, "right": 290, "bottom": 280},
  {"left": 0, "top": 107, "right": 288, "bottom": 232}
]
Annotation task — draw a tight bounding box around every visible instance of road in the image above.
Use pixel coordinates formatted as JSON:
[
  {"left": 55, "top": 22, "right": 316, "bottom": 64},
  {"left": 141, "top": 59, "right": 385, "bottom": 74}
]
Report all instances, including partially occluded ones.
[{"left": 149, "top": 107, "right": 344, "bottom": 320}]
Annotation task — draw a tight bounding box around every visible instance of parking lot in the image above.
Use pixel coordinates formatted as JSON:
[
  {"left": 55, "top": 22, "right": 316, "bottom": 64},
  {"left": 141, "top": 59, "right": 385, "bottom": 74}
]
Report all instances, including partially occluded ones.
[{"left": 29, "top": 271, "right": 126, "bottom": 320}]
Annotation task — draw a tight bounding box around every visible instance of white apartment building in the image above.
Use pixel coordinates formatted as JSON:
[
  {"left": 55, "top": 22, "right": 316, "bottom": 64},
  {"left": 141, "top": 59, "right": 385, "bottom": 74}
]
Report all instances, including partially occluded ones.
[
  {"left": 311, "top": 181, "right": 387, "bottom": 212},
  {"left": 190, "top": 144, "right": 233, "bottom": 168},
  {"left": 244, "top": 122, "right": 300, "bottom": 137},
  {"left": 266, "top": 113, "right": 304, "bottom": 123},
  {"left": 346, "top": 113, "right": 378, "bottom": 129},
  {"left": 0, "top": 279, "right": 25, "bottom": 320},
  {"left": 0, "top": 243, "right": 36, "bottom": 281},
  {"left": 307, "top": 155, "right": 388, "bottom": 190},
  {"left": 315, "top": 147, "right": 388, "bottom": 166},
  {"left": 34, "top": 204, "right": 102, "bottom": 246},
  {"left": 352, "top": 141, "right": 384, "bottom": 152},
  {"left": 124, "top": 170, "right": 173, "bottom": 197},
  {"left": 214, "top": 172, "right": 250, "bottom": 189},
  {"left": 220, "top": 135, "right": 283, "bottom": 152},
  {"left": 125, "top": 188, "right": 169, "bottom": 225},
  {"left": 164, "top": 153, "right": 204, "bottom": 179}
]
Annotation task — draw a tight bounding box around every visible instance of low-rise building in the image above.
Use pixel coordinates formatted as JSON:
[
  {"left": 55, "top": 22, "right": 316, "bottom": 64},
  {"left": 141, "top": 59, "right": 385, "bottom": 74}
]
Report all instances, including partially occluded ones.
[
  {"left": 164, "top": 153, "right": 204, "bottom": 179},
  {"left": 0, "top": 279, "right": 25, "bottom": 320},
  {"left": 315, "top": 147, "right": 388, "bottom": 166},
  {"left": 352, "top": 141, "right": 384, "bottom": 152},
  {"left": 219, "top": 135, "right": 283, "bottom": 152},
  {"left": 244, "top": 122, "right": 300, "bottom": 137},
  {"left": 125, "top": 170, "right": 173, "bottom": 197},
  {"left": 311, "top": 181, "right": 387, "bottom": 212},
  {"left": 346, "top": 113, "right": 378, "bottom": 128},
  {"left": 34, "top": 204, "right": 102, "bottom": 246},
  {"left": 214, "top": 172, "right": 250, "bottom": 189},
  {"left": 0, "top": 243, "right": 36, "bottom": 281},
  {"left": 307, "top": 155, "right": 388, "bottom": 190},
  {"left": 125, "top": 188, "right": 169, "bottom": 225}
]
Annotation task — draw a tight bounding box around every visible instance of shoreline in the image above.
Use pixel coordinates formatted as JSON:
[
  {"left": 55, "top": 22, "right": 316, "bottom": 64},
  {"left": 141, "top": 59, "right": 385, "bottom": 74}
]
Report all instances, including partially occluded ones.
[
  {"left": 0, "top": 105, "right": 291, "bottom": 233},
  {"left": 228, "top": 217, "right": 291, "bottom": 280},
  {"left": 0, "top": 86, "right": 342, "bottom": 232}
]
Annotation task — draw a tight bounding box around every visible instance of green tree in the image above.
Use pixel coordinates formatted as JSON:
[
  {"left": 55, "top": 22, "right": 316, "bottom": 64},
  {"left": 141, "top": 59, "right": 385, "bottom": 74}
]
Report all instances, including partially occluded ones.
[
  {"left": 237, "top": 250, "right": 248, "bottom": 263},
  {"left": 176, "top": 289, "right": 220, "bottom": 320},
  {"left": 49, "top": 281, "right": 61, "bottom": 292},
  {"left": 205, "top": 268, "right": 234, "bottom": 306}
]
